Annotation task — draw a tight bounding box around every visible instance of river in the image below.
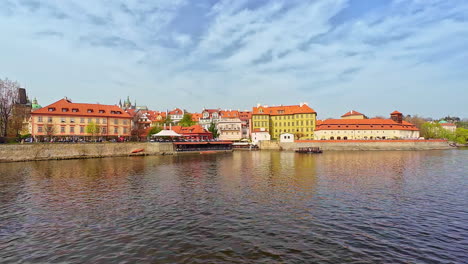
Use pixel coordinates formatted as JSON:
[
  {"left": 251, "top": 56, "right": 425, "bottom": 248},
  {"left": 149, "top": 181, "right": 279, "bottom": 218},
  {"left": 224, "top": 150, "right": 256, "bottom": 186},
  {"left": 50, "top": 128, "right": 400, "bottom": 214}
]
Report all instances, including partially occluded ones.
[{"left": 0, "top": 150, "right": 467, "bottom": 263}]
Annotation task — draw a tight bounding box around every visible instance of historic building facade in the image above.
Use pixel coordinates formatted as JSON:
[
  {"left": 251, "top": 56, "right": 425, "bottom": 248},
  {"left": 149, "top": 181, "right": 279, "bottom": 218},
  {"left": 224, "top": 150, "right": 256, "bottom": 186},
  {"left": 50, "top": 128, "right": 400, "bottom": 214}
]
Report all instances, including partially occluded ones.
[
  {"left": 31, "top": 98, "right": 132, "bottom": 139},
  {"left": 251, "top": 103, "right": 317, "bottom": 140},
  {"left": 217, "top": 110, "right": 242, "bottom": 141},
  {"left": 314, "top": 111, "right": 420, "bottom": 140}
]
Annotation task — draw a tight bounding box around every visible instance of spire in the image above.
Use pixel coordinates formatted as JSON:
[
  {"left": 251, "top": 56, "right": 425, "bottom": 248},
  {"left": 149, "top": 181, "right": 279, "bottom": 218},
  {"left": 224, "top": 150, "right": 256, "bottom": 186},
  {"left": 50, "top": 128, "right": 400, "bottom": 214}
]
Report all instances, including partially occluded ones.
[{"left": 33, "top": 97, "right": 38, "bottom": 104}]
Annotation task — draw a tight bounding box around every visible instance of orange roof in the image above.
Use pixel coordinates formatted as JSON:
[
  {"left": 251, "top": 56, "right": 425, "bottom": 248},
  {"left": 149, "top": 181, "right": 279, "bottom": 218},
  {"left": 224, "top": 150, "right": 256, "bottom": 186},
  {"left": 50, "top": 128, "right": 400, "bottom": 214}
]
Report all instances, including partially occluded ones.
[
  {"left": 440, "top": 123, "right": 456, "bottom": 126},
  {"left": 391, "top": 110, "right": 402, "bottom": 115},
  {"left": 169, "top": 108, "right": 183, "bottom": 115},
  {"left": 252, "top": 104, "right": 316, "bottom": 115},
  {"left": 341, "top": 110, "right": 364, "bottom": 117},
  {"left": 171, "top": 125, "right": 211, "bottom": 135},
  {"left": 315, "top": 118, "right": 419, "bottom": 131},
  {"left": 191, "top": 113, "right": 202, "bottom": 121},
  {"left": 239, "top": 111, "right": 252, "bottom": 121},
  {"left": 32, "top": 98, "right": 131, "bottom": 118},
  {"left": 220, "top": 110, "right": 239, "bottom": 118}
]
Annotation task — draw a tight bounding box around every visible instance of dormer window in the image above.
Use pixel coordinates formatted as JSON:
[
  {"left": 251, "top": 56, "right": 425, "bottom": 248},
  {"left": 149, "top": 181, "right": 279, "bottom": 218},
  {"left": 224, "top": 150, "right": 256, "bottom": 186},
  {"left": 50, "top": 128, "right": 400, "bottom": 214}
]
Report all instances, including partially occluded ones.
[
  {"left": 87, "top": 109, "right": 94, "bottom": 113},
  {"left": 62, "top": 108, "right": 69, "bottom": 112},
  {"left": 48, "top": 108, "right": 55, "bottom": 112},
  {"left": 116, "top": 111, "right": 122, "bottom": 114},
  {"left": 99, "top": 110, "right": 105, "bottom": 113},
  {"left": 72, "top": 108, "right": 79, "bottom": 112}
]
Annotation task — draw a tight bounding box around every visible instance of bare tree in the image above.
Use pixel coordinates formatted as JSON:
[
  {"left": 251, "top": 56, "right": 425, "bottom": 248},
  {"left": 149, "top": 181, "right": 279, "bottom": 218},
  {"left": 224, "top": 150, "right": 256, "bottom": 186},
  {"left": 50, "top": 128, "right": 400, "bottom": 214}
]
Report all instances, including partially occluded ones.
[{"left": 0, "top": 78, "right": 20, "bottom": 137}]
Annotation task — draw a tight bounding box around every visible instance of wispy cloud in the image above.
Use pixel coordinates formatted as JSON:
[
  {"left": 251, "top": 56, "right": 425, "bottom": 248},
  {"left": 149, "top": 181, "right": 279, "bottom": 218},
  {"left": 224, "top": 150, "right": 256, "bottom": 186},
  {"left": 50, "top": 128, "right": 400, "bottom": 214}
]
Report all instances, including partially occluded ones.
[{"left": 0, "top": 0, "right": 467, "bottom": 117}]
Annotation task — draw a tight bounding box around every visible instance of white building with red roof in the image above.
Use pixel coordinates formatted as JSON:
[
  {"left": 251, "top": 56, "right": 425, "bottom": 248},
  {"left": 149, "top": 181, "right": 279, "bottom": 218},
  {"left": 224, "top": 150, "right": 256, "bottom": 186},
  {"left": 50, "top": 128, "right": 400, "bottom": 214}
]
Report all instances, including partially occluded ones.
[{"left": 314, "top": 111, "right": 419, "bottom": 140}]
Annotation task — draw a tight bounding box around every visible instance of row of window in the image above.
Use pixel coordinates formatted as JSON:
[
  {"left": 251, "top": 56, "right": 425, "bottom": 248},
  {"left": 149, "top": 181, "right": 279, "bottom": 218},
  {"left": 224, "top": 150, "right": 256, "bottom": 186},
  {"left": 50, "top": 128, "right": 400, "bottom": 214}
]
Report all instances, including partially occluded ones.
[
  {"left": 37, "top": 116, "right": 129, "bottom": 125},
  {"left": 48, "top": 107, "right": 122, "bottom": 114},
  {"left": 37, "top": 125, "right": 128, "bottom": 134},
  {"left": 253, "top": 114, "right": 315, "bottom": 120},
  {"left": 320, "top": 130, "right": 397, "bottom": 134}
]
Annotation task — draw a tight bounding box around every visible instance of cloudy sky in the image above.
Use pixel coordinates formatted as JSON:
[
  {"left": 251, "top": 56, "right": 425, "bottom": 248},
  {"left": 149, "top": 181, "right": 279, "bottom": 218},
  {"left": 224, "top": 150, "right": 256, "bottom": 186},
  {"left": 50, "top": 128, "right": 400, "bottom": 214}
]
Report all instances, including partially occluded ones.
[{"left": 1, "top": 0, "right": 467, "bottom": 118}]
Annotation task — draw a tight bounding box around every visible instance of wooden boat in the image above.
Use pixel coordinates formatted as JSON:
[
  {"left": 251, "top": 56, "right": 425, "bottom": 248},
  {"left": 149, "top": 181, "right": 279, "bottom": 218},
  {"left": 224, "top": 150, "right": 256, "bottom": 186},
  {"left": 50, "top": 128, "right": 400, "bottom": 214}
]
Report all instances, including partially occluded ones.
[
  {"left": 131, "top": 148, "right": 145, "bottom": 153},
  {"left": 295, "top": 147, "right": 323, "bottom": 154}
]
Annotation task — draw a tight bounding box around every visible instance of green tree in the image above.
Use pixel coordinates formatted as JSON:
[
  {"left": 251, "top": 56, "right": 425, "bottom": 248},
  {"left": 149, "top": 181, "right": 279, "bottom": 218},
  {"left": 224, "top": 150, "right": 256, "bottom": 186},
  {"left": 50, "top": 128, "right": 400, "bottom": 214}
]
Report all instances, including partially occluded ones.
[
  {"left": 454, "top": 128, "right": 468, "bottom": 144},
  {"left": 208, "top": 122, "right": 219, "bottom": 139},
  {"left": 420, "top": 122, "right": 444, "bottom": 139},
  {"left": 179, "top": 113, "right": 195, "bottom": 127},
  {"left": 161, "top": 115, "right": 172, "bottom": 125},
  {"left": 86, "top": 122, "right": 100, "bottom": 140}
]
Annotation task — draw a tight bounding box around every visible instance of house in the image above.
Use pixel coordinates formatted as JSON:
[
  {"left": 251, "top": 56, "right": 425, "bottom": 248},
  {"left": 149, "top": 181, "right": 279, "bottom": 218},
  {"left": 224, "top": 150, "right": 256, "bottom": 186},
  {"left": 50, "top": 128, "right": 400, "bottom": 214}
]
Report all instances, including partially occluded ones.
[
  {"left": 239, "top": 111, "right": 252, "bottom": 139},
  {"left": 439, "top": 121, "right": 457, "bottom": 133},
  {"left": 314, "top": 110, "right": 420, "bottom": 140},
  {"left": 218, "top": 110, "right": 242, "bottom": 141},
  {"left": 168, "top": 108, "right": 184, "bottom": 124},
  {"left": 171, "top": 125, "right": 213, "bottom": 140},
  {"left": 279, "top": 133, "right": 295, "bottom": 143},
  {"left": 251, "top": 128, "right": 271, "bottom": 145},
  {"left": 199, "top": 108, "right": 221, "bottom": 129},
  {"left": 251, "top": 103, "right": 317, "bottom": 140},
  {"left": 30, "top": 98, "right": 132, "bottom": 140}
]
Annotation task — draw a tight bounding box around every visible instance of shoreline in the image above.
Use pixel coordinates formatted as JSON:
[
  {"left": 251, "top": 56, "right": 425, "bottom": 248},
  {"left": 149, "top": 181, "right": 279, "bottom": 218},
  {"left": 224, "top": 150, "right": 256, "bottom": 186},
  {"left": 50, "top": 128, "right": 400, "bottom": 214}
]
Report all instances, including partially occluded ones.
[{"left": 0, "top": 140, "right": 455, "bottom": 163}]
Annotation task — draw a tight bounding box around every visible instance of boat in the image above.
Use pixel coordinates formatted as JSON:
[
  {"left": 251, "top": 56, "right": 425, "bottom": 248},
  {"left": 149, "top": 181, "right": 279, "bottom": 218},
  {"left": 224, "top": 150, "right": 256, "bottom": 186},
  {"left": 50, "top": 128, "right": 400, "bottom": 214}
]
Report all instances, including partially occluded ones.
[
  {"left": 131, "top": 148, "right": 145, "bottom": 153},
  {"left": 295, "top": 147, "right": 323, "bottom": 154}
]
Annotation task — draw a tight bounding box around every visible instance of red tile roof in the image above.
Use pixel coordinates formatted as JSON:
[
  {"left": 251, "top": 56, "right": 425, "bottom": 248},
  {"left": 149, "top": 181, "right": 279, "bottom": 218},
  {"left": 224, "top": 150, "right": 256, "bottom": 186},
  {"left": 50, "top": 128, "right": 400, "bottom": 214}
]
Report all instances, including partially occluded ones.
[
  {"left": 31, "top": 98, "right": 131, "bottom": 118},
  {"left": 171, "top": 125, "right": 212, "bottom": 135},
  {"left": 252, "top": 104, "right": 316, "bottom": 115},
  {"left": 191, "top": 113, "right": 202, "bottom": 121},
  {"left": 341, "top": 110, "right": 364, "bottom": 117},
  {"left": 440, "top": 123, "right": 456, "bottom": 126},
  {"left": 391, "top": 110, "right": 402, "bottom": 115},
  {"left": 239, "top": 111, "right": 252, "bottom": 121},
  {"left": 315, "top": 118, "right": 419, "bottom": 131},
  {"left": 169, "top": 108, "right": 183, "bottom": 115},
  {"left": 220, "top": 110, "right": 239, "bottom": 118}
]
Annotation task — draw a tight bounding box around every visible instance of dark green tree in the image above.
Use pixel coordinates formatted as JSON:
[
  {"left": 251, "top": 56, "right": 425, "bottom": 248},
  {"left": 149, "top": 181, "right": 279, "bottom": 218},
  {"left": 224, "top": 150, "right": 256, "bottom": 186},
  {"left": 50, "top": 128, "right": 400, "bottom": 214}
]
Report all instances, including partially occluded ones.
[
  {"left": 208, "top": 122, "right": 219, "bottom": 139},
  {"left": 148, "top": 126, "right": 162, "bottom": 136},
  {"left": 179, "top": 113, "right": 195, "bottom": 127}
]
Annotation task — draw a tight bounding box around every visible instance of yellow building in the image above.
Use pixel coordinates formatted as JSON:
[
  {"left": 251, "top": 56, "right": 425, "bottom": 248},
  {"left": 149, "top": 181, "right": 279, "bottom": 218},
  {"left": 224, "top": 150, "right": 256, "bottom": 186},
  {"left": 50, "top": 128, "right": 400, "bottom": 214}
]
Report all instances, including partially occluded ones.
[{"left": 251, "top": 103, "right": 317, "bottom": 140}]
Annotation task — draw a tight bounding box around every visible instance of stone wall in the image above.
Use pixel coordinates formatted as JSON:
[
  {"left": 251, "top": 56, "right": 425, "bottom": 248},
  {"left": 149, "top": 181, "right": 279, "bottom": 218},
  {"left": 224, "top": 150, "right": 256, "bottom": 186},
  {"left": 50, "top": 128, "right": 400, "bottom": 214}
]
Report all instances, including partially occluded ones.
[
  {"left": 0, "top": 142, "right": 174, "bottom": 162},
  {"left": 259, "top": 139, "right": 451, "bottom": 151}
]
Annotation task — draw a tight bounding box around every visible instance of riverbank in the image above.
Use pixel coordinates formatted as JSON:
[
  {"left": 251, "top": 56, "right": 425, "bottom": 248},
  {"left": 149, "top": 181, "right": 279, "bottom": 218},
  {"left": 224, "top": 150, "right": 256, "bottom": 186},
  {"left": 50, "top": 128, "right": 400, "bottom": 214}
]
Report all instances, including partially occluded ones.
[
  {"left": 0, "top": 142, "right": 175, "bottom": 163},
  {"left": 260, "top": 139, "right": 452, "bottom": 151}
]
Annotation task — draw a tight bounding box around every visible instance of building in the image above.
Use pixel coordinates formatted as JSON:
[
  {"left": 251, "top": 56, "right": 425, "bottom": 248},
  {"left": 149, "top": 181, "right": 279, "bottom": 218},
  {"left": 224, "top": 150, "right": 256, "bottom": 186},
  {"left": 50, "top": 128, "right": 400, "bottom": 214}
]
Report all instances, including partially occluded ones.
[
  {"left": 239, "top": 111, "right": 252, "bottom": 139},
  {"left": 31, "top": 98, "right": 132, "bottom": 140},
  {"left": 218, "top": 110, "right": 242, "bottom": 141},
  {"left": 439, "top": 121, "right": 457, "bottom": 133},
  {"left": 168, "top": 108, "right": 184, "bottom": 124},
  {"left": 199, "top": 108, "right": 221, "bottom": 129},
  {"left": 314, "top": 110, "right": 420, "bottom": 140},
  {"left": 251, "top": 103, "right": 317, "bottom": 140},
  {"left": 191, "top": 113, "right": 202, "bottom": 123},
  {"left": 251, "top": 128, "right": 271, "bottom": 145},
  {"left": 118, "top": 96, "right": 148, "bottom": 111},
  {"left": 341, "top": 110, "right": 366, "bottom": 119},
  {"left": 171, "top": 125, "right": 213, "bottom": 140}
]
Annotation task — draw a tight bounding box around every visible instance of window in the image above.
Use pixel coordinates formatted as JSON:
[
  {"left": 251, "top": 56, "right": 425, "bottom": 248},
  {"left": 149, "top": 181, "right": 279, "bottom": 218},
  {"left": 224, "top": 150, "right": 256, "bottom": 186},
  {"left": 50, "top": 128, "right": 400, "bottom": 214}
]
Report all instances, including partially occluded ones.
[
  {"left": 123, "top": 120, "right": 128, "bottom": 125},
  {"left": 60, "top": 126, "right": 65, "bottom": 133},
  {"left": 38, "top": 126, "right": 43, "bottom": 133},
  {"left": 48, "top": 108, "right": 55, "bottom": 112},
  {"left": 124, "top": 127, "right": 127, "bottom": 134},
  {"left": 70, "top": 117, "right": 75, "bottom": 123},
  {"left": 80, "top": 118, "right": 84, "bottom": 123},
  {"left": 48, "top": 117, "right": 53, "bottom": 122},
  {"left": 62, "top": 108, "right": 69, "bottom": 112},
  {"left": 80, "top": 126, "right": 84, "bottom": 133},
  {"left": 102, "top": 127, "right": 107, "bottom": 134},
  {"left": 37, "top": 116, "right": 43, "bottom": 122},
  {"left": 87, "top": 109, "right": 93, "bottom": 113},
  {"left": 88, "top": 118, "right": 92, "bottom": 123},
  {"left": 70, "top": 126, "right": 75, "bottom": 133},
  {"left": 99, "top": 110, "right": 105, "bottom": 113},
  {"left": 96, "top": 118, "right": 100, "bottom": 124},
  {"left": 61, "top": 117, "right": 66, "bottom": 123},
  {"left": 72, "top": 108, "right": 79, "bottom": 112},
  {"left": 114, "top": 127, "right": 118, "bottom": 134},
  {"left": 114, "top": 119, "right": 118, "bottom": 125},
  {"left": 103, "top": 119, "right": 107, "bottom": 124}
]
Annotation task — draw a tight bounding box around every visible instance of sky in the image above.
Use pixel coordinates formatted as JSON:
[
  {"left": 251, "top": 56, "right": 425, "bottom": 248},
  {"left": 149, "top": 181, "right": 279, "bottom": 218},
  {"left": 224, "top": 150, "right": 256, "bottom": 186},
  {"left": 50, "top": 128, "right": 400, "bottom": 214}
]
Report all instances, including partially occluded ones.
[{"left": 1, "top": 0, "right": 467, "bottom": 119}]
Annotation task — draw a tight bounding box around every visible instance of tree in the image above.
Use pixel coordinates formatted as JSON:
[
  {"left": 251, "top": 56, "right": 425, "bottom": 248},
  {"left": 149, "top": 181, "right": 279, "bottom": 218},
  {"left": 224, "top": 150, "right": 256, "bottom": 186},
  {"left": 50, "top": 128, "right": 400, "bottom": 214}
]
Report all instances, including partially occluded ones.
[
  {"left": 420, "top": 122, "right": 444, "bottom": 139},
  {"left": 404, "top": 115, "right": 429, "bottom": 129},
  {"left": 159, "top": 115, "right": 172, "bottom": 126},
  {"left": 208, "top": 122, "right": 219, "bottom": 139},
  {"left": 454, "top": 128, "right": 468, "bottom": 144},
  {"left": 86, "top": 122, "right": 100, "bottom": 140},
  {"left": 179, "top": 113, "right": 195, "bottom": 127},
  {"left": 0, "top": 78, "right": 20, "bottom": 137}
]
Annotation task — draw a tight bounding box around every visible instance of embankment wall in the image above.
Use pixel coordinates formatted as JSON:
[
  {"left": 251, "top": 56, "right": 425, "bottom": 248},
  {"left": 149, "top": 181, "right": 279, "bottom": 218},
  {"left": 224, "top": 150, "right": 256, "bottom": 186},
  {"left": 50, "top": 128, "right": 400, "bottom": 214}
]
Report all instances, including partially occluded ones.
[
  {"left": 260, "top": 139, "right": 452, "bottom": 151},
  {"left": 0, "top": 142, "right": 174, "bottom": 162}
]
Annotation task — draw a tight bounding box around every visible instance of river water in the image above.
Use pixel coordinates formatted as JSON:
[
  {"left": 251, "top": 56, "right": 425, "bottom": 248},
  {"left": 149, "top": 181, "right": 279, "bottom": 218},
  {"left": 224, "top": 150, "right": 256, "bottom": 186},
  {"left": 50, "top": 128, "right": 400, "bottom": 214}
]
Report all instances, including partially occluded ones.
[{"left": 0, "top": 150, "right": 467, "bottom": 263}]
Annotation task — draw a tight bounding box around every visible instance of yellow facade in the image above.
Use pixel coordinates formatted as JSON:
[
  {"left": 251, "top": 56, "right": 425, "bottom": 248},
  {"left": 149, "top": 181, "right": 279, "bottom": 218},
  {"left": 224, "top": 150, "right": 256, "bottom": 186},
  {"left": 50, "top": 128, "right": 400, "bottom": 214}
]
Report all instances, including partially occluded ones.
[{"left": 252, "top": 113, "right": 316, "bottom": 140}]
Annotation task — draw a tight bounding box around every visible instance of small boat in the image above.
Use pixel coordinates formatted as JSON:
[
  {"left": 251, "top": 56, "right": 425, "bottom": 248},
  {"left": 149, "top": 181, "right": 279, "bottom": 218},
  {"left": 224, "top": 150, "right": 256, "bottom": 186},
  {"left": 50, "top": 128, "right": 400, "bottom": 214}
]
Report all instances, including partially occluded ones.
[
  {"left": 295, "top": 147, "right": 323, "bottom": 154},
  {"left": 131, "top": 148, "right": 145, "bottom": 153}
]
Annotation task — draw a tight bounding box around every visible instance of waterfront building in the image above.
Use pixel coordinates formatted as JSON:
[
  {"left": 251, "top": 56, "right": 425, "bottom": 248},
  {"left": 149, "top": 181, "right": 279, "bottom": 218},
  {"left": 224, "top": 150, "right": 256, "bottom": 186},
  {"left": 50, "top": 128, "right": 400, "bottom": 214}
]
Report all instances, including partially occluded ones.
[
  {"left": 251, "top": 103, "right": 317, "bottom": 140},
  {"left": 31, "top": 98, "right": 132, "bottom": 140},
  {"left": 171, "top": 125, "right": 213, "bottom": 140},
  {"left": 218, "top": 110, "right": 242, "bottom": 141},
  {"left": 251, "top": 128, "right": 271, "bottom": 145},
  {"left": 314, "top": 110, "right": 420, "bottom": 140},
  {"left": 439, "top": 121, "right": 457, "bottom": 133},
  {"left": 239, "top": 111, "right": 252, "bottom": 139}
]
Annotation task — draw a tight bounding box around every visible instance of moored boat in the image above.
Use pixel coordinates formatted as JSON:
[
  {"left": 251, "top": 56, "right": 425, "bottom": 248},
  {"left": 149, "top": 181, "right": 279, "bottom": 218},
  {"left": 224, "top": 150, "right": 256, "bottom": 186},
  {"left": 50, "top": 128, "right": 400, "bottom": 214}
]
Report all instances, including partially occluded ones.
[{"left": 295, "top": 147, "right": 323, "bottom": 154}]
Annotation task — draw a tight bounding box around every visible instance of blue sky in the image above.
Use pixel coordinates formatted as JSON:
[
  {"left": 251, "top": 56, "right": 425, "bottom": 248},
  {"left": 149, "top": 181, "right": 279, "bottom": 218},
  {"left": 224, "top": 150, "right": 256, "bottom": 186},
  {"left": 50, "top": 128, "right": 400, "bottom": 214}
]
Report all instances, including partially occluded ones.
[{"left": 1, "top": 0, "right": 467, "bottom": 118}]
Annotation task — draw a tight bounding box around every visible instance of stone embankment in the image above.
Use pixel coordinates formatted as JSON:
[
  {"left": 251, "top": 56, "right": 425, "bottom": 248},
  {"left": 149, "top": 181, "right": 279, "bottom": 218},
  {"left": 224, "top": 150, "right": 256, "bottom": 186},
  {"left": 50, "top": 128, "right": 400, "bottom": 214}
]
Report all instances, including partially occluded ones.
[
  {"left": 260, "top": 139, "right": 452, "bottom": 151},
  {"left": 0, "top": 142, "right": 174, "bottom": 163}
]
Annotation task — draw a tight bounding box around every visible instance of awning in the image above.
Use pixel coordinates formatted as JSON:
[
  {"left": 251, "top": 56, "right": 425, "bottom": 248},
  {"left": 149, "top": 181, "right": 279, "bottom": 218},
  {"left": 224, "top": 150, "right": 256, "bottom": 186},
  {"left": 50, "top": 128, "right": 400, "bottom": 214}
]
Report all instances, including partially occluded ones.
[{"left": 152, "top": 130, "right": 182, "bottom": 137}]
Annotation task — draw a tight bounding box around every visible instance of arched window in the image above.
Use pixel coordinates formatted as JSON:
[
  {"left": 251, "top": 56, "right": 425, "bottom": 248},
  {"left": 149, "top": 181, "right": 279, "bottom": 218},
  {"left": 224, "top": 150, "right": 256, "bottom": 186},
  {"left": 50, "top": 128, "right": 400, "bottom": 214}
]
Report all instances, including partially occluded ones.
[
  {"left": 330, "top": 136, "right": 334, "bottom": 140},
  {"left": 343, "top": 136, "right": 348, "bottom": 140},
  {"left": 337, "top": 136, "right": 341, "bottom": 140}
]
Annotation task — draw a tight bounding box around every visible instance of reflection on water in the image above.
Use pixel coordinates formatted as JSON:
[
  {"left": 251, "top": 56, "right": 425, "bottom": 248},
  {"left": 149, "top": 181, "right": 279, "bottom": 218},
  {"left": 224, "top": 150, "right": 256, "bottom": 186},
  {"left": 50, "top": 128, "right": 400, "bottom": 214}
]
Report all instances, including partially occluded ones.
[{"left": 0, "top": 150, "right": 467, "bottom": 263}]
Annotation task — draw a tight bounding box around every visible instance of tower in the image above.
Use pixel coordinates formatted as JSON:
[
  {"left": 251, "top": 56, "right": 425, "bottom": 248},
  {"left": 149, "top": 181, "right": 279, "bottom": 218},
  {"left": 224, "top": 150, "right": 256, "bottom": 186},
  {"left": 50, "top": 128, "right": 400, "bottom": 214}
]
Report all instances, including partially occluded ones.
[{"left": 390, "top": 111, "right": 403, "bottom": 123}]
